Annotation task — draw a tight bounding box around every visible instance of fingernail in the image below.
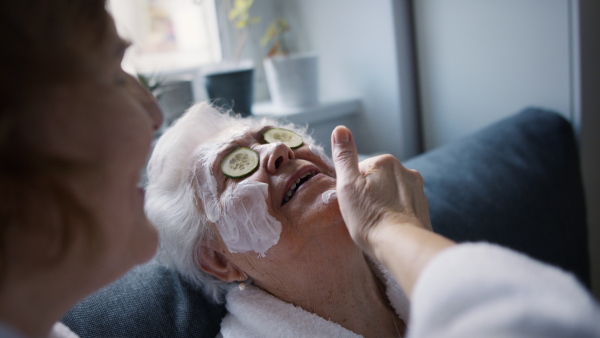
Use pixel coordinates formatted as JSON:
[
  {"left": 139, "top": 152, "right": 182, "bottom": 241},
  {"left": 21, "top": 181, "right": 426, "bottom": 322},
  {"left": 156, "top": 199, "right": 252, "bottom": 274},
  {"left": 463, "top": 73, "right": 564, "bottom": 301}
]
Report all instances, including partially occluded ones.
[{"left": 334, "top": 126, "right": 350, "bottom": 144}]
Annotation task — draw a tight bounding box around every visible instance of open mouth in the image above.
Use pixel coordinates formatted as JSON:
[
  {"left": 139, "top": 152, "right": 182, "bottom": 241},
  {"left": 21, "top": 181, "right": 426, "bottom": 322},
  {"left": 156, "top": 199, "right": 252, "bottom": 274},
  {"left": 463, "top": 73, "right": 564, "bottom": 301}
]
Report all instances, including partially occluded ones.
[{"left": 282, "top": 171, "right": 317, "bottom": 205}]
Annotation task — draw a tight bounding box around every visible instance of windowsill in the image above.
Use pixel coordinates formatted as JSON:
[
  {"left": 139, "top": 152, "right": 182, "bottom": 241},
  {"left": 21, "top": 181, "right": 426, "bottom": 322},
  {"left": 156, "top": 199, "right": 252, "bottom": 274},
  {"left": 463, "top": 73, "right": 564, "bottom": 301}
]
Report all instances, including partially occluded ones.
[{"left": 252, "top": 99, "right": 361, "bottom": 125}]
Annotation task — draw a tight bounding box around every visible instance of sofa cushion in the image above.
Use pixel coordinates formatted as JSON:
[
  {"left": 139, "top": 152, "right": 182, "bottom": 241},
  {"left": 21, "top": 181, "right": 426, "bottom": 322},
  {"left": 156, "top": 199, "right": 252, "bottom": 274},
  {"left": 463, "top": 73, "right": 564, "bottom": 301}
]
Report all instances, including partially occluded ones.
[
  {"left": 404, "top": 107, "right": 589, "bottom": 286},
  {"left": 62, "top": 107, "right": 588, "bottom": 337},
  {"left": 62, "top": 261, "right": 226, "bottom": 337}
]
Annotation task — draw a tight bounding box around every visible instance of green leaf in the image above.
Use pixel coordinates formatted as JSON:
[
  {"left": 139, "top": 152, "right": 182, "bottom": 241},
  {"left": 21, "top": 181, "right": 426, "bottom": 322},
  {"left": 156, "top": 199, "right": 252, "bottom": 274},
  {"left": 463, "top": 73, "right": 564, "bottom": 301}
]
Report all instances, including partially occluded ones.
[
  {"left": 261, "top": 22, "right": 277, "bottom": 45},
  {"left": 228, "top": 9, "right": 238, "bottom": 21}
]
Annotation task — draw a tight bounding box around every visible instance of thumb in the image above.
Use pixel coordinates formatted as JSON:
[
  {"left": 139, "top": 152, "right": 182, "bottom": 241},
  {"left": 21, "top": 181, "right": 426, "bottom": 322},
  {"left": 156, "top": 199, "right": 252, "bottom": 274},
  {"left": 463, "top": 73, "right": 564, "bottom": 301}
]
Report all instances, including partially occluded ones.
[{"left": 331, "top": 126, "right": 361, "bottom": 184}]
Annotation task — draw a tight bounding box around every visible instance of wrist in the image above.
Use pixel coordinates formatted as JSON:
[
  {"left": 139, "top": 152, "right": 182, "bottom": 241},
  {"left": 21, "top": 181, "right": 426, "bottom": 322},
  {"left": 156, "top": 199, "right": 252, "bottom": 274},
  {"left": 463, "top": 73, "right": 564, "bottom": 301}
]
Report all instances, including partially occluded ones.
[
  {"left": 367, "top": 218, "right": 456, "bottom": 297},
  {"left": 366, "top": 213, "right": 423, "bottom": 258}
]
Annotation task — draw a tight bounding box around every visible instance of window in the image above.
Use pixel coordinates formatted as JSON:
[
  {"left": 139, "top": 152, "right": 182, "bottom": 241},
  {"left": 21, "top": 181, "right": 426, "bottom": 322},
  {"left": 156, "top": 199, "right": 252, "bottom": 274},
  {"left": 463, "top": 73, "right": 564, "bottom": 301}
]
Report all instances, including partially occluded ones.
[{"left": 107, "top": 0, "right": 221, "bottom": 74}]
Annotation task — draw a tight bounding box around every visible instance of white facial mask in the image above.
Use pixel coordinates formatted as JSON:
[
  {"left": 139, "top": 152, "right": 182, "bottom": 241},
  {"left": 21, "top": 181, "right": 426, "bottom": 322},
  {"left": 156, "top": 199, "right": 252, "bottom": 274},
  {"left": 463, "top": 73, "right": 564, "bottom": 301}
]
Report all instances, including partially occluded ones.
[
  {"left": 194, "top": 147, "right": 221, "bottom": 223},
  {"left": 194, "top": 142, "right": 282, "bottom": 257},
  {"left": 217, "top": 180, "right": 282, "bottom": 257},
  {"left": 321, "top": 189, "right": 337, "bottom": 204}
]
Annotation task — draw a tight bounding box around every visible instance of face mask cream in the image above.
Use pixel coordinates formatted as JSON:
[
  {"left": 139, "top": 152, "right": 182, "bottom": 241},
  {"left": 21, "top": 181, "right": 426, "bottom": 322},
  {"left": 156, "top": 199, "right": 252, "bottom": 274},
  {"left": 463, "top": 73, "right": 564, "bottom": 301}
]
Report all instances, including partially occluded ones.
[
  {"left": 195, "top": 142, "right": 282, "bottom": 257},
  {"left": 216, "top": 180, "right": 282, "bottom": 257},
  {"left": 321, "top": 189, "right": 337, "bottom": 204}
]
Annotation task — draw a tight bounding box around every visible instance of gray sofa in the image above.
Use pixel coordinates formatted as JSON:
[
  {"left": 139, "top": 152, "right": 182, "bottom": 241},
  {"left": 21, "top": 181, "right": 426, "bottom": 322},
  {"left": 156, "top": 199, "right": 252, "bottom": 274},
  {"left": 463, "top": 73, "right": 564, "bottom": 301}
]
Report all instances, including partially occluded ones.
[{"left": 62, "top": 107, "right": 589, "bottom": 337}]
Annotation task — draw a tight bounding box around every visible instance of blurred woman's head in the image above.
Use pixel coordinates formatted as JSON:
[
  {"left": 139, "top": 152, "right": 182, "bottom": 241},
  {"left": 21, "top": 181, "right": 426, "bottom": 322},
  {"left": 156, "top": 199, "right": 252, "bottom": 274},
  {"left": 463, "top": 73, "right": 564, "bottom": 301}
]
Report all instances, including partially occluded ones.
[{"left": 0, "top": 0, "right": 163, "bottom": 289}]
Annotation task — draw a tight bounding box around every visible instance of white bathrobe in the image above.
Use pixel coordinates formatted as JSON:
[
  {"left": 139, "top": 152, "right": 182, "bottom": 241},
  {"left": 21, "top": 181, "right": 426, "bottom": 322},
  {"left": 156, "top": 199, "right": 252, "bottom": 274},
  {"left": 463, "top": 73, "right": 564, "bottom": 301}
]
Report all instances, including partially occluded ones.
[
  {"left": 220, "top": 259, "right": 410, "bottom": 338},
  {"left": 0, "top": 322, "right": 79, "bottom": 338},
  {"left": 220, "top": 243, "right": 600, "bottom": 338}
]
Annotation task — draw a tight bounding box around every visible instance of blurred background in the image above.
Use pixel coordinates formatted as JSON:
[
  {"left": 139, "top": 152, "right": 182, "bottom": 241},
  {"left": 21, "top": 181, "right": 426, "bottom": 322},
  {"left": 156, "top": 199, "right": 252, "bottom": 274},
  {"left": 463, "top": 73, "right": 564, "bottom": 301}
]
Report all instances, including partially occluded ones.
[{"left": 107, "top": 0, "right": 600, "bottom": 300}]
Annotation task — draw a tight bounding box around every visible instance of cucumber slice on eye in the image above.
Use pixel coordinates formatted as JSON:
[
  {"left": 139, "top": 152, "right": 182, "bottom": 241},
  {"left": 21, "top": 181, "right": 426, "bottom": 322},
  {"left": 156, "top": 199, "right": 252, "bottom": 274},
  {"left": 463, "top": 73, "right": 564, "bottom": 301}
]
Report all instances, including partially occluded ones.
[
  {"left": 263, "top": 128, "right": 303, "bottom": 149},
  {"left": 220, "top": 147, "right": 259, "bottom": 178}
]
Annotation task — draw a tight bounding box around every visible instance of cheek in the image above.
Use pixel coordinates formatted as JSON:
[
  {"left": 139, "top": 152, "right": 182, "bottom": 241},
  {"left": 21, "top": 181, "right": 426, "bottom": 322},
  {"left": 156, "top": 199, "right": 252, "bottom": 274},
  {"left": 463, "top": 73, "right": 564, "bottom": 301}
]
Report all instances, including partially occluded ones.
[
  {"left": 216, "top": 180, "right": 282, "bottom": 257},
  {"left": 304, "top": 145, "right": 335, "bottom": 175}
]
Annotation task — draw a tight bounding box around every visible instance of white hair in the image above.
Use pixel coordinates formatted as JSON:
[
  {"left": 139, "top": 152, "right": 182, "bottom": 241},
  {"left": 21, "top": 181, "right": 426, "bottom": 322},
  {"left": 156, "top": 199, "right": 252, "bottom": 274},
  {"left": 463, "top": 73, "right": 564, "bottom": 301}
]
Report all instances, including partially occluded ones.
[{"left": 144, "top": 102, "right": 321, "bottom": 303}]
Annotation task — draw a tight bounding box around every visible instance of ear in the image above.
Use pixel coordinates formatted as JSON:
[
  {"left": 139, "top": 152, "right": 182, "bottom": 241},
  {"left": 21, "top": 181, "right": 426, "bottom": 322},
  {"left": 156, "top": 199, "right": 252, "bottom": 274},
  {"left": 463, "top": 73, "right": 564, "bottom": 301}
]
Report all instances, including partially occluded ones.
[{"left": 197, "top": 245, "right": 247, "bottom": 283}]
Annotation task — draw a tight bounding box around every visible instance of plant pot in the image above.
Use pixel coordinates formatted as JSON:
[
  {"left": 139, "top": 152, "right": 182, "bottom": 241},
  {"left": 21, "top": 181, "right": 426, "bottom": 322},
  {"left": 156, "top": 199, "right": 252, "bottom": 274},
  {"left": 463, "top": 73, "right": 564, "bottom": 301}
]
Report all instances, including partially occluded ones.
[
  {"left": 264, "top": 53, "right": 319, "bottom": 108},
  {"left": 204, "top": 65, "right": 254, "bottom": 117}
]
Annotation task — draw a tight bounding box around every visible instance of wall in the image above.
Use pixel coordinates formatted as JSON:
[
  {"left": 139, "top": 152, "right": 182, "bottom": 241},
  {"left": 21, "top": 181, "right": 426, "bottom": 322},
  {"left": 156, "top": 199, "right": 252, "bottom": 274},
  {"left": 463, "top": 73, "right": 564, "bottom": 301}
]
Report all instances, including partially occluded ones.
[
  {"left": 578, "top": 0, "right": 600, "bottom": 299},
  {"left": 276, "top": 0, "right": 419, "bottom": 160},
  {"left": 213, "top": 0, "right": 278, "bottom": 102},
  {"left": 414, "top": 0, "right": 600, "bottom": 298},
  {"left": 414, "top": 0, "right": 573, "bottom": 149}
]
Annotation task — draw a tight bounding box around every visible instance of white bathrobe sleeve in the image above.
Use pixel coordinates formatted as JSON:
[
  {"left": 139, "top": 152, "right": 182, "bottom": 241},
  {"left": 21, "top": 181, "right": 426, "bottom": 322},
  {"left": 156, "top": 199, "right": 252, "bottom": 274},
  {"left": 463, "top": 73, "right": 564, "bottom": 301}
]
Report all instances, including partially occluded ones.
[{"left": 407, "top": 243, "right": 600, "bottom": 338}]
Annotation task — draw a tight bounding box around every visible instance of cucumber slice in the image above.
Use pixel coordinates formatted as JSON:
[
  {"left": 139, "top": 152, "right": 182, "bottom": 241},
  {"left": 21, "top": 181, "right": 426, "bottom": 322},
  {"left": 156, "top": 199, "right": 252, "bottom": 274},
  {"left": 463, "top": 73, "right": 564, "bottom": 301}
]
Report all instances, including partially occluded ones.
[
  {"left": 263, "top": 128, "right": 303, "bottom": 149},
  {"left": 220, "top": 147, "right": 259, "bottom": 178}
]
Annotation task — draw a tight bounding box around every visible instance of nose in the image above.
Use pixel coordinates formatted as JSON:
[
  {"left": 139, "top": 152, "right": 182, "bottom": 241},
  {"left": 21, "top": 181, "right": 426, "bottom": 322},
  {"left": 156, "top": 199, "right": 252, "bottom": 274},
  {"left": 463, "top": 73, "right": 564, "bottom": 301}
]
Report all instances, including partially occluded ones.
[
  {"left": 263, "top": 142, "right": 294, "bottom": 173},
  {"left": 126, "top": 73, "right": 164, "bottom": 131}
]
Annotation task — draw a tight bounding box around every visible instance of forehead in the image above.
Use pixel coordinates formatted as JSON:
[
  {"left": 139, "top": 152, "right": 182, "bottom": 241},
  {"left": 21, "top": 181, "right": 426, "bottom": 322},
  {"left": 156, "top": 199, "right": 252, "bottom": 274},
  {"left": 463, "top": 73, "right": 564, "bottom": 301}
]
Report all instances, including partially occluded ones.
[{"left": 210, "top": 124, "right": 255, "bottom": 143}]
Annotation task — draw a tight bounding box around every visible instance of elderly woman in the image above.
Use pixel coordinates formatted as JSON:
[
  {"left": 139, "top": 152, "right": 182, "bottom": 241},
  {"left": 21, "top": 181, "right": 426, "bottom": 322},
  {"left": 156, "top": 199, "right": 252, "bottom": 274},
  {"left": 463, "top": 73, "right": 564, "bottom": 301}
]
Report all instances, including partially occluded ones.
[{"left": 146, "top": 103, "right": 409, "bottom": 337}]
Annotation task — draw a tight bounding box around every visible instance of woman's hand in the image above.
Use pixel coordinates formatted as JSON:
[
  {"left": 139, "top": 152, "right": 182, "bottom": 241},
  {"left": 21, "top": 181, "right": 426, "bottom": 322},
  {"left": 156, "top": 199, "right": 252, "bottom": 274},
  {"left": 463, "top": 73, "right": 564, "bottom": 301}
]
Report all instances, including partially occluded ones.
[
  {"left": 330, "top": 126, "right": 432, "bottom": 256},
  {"left": 331, "top": 126, "right": 454, "bottom": 296}
]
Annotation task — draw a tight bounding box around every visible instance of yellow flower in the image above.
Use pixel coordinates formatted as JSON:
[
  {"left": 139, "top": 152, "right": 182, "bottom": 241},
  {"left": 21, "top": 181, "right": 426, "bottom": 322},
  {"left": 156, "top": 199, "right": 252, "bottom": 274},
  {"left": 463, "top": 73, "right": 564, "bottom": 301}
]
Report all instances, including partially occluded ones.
[{"left": 228, "top": 0, "right": 260, "bottom": 28}]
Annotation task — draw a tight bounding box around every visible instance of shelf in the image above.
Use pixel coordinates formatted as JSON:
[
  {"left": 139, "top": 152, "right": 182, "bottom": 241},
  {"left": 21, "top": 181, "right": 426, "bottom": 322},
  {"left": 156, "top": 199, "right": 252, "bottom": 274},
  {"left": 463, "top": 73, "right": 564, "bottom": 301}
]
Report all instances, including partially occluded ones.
[{"left": 252, "top": 99, "right": 361, "bottom": 125}]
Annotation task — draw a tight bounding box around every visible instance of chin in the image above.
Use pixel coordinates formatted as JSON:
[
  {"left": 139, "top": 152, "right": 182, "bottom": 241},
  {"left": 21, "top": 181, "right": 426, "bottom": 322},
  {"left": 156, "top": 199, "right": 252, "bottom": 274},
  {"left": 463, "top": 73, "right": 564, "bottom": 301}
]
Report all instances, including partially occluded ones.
[
  {"left": 117, "top": 218, "right": 159, "bottom": 269},
  {"left": 134, "top": 220, "right": 159, "bottom": 263}
]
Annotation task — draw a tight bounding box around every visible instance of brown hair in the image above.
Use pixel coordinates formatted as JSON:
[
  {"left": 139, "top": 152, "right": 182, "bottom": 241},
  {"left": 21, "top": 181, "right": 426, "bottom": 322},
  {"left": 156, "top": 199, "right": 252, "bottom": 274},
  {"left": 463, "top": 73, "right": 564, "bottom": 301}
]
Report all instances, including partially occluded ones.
[{"left": 0, "top": 0, "right": 110, "bottom": 279}]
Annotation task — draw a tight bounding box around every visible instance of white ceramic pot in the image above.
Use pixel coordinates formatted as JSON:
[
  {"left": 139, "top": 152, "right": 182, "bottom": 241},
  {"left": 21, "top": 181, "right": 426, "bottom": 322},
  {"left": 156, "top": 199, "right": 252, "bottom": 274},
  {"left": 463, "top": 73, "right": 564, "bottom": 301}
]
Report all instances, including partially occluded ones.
[{"left": 263, "top": 53, "right": 319, "bottom": 108}]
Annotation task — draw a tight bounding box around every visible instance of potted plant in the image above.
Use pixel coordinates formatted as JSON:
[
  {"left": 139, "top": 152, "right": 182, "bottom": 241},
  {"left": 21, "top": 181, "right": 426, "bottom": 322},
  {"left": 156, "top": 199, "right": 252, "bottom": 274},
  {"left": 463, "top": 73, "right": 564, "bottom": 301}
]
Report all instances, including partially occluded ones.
[
  {"left": 203, "top": 0, "right": 260, "bottom": 117},
  {"left": 261, "top": 18, "right": 319, "bottom": 109}
]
